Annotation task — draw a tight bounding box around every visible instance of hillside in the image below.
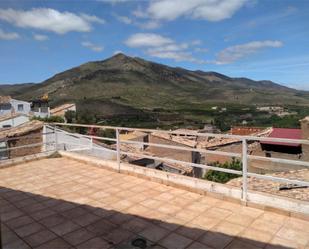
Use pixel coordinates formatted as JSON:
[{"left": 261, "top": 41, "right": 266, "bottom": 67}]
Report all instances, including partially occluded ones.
[{"left": 1, "top": 53, "right": 309, "bottom": 126}]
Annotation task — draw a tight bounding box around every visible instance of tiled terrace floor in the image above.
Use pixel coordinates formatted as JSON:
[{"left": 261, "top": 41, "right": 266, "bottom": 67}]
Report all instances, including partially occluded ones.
[{"left": 0, "top": 157, "right": 309, "bottom": 249}]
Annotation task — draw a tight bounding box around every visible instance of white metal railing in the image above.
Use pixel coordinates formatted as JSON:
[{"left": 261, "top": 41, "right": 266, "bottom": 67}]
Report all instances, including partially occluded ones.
[{"left": 1, "top": 123, "right": 308, "bottom": 203}]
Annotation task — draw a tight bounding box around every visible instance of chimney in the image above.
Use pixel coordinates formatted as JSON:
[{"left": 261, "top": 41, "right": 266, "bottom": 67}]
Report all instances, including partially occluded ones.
[{"left": 300, "top": 116, "right": 309, "bottom": 160}]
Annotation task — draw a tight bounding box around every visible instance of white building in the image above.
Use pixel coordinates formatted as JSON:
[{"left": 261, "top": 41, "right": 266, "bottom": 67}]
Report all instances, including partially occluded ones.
[
  {"left": 0, "top": 113, "right": 30, "bottom": 128},
  {"left": 0, "top": 96, "right": 31, "bottom": 116}
]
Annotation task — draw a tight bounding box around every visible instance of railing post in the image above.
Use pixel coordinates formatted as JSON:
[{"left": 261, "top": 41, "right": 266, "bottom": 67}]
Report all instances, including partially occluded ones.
[
  {"left": 116, "top": 128, "right": 121, "bottom": 172},
  {"left": 54, "top": 126, "right": 58, "bottom": 151},
  {"left": 90, "top": 137, "right": 93, "bottom": 150},
  {"left": 242, "top": 138, "right": 248, "bottom": 202}
]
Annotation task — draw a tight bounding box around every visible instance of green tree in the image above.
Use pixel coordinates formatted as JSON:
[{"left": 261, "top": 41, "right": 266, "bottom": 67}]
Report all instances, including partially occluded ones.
[
  {"left": 203, "top": 158, "right": 242, "bottom": 183},
  {"left": 64, "top": 110, "right": 76, "bottom": 123},
  {"left": 31, "top": 115, "right": 64, "bottom": 123}
]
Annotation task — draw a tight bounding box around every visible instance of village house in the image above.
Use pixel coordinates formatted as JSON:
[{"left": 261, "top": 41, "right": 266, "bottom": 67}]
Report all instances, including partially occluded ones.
[
  {"left": 50, "top": 103, "right": 76, "bottom": 121},
  {"left": 0, "top": 113, "right": 30, "bottom": 128},
  {"left": 31, "top": 98, "right": 50, "bottom": 118},
  {"left": 115, "top": 129, "right": 200, "bottom": 176},
  {"left": 0, "top": 96, "right": 31, "bottom": 116},
  {"left": 0, "top": 120, "right": 44, "bottom": 160}
]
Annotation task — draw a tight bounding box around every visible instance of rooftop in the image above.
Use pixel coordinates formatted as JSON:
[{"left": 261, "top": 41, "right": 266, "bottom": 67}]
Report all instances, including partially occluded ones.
[
  {"left": 50, "top": 103, "right": 75, "bottom": 115},
  {"left": 1, "top": 157, "right": 309, "bottom": 249},
  {"left": 0, "top": 113, "right": 29, "bottom": 123},
  {"left": 0, "top": 96, "right": 11, "bottom": 104},
  {"left": 0, "top": 120, "right": 43, "bottom": 139},
  {"left": 261, "top": 128, "right": 302, "bottom": 147}
]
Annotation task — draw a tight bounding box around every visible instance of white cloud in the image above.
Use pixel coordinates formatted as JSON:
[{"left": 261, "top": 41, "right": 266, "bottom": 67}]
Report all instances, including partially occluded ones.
[
  {"left": 0, "top": 8, "right": 104, "bottom": 34},
  {"left": 194, "top": 47, "right": 208, "bottom": 52},
  {"left": 97, "top": 0, "right": 131, "bottom": 3},
  {"left": 139, "top": 0, "right": 246, "bottom": 22},
  {"left": 81, "top": 41, "right": 104, "bottom": 52},
  {"left": 216, "top": 40, "right": 283, "bottom": 64},
  {"left": 136, "top": 20, "right": 161, "bottom": 29},
  {"left": 114, "top": 14, "right": 132, "bottom": 24},
  {"left": 125, "top": 33, "right": 173, "bottom": 47},
  {"left": 113, "top": 50, "right": 123, "bottom": 55},
  {"left": 132, "top": 6, "right": 148, "bottom": 18},
  {"left": 80, "top": 13, "right": 105, "bottom": 24},
  {"left": 147, "top": 43, "right": 189, "bottom": 53},
  {"left": 125, "top": 33, "right": 205, "bottom": 63},
  {"left": 0, "top": 28, "right": 19, "bottom": 40},
  {"left": 33, "top": 34, "right": 48, "bottom": 41},
  {"left": 191, "top": 39, "right": 202, "bottom": 45}
]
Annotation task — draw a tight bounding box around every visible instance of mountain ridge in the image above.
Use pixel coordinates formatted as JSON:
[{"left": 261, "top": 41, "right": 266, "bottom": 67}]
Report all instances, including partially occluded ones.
[{"left": 0, "top": 53, "right": 308, "bottom": 119}]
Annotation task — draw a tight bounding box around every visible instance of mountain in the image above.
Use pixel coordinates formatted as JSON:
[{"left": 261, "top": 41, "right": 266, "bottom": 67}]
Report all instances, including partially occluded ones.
[{"left": 1, "top": 53, "right": 309, "bottom": 119}]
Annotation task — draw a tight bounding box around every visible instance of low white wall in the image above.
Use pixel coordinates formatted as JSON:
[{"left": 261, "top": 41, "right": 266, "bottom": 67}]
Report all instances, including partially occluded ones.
[{"left": 0, "top": 115, "right": 29, "bottom": 128}]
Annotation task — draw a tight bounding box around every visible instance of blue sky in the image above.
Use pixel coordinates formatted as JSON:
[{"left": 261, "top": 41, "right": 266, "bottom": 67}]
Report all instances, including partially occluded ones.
[{"left": 0, "top": 0, "right": 308, "bottom": 90}]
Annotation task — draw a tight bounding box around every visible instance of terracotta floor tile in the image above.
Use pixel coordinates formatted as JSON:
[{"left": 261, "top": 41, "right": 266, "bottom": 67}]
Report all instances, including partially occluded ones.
[
  {"left": 226, "top": 213, "right": 254, "bottom": 227},
  {"left": 159, "top": 232, "right": 193, "bottom": 249},
  {"left": 176, "top": 224, "right": 206, "bottom": 240},
  {"left": 72, "top": 212, "right": 101, "bottom": 227},
  {"left": 61, "top": 206, "right": 88, "bottom": 219},
  {"left": 39, "top": 213, "right": 68, "bottom": 227},
  {"left": 225, "top": 239, "right": 263, "bottom": 249},
  {"left": 250, "top": 218, "right": 283, "bottom": 234},
  {"left": 35, "top": 237, "right": 72, "bottom": 249},
  {"left": 276, "top": 227, "right": 309, "bottom": 246},
  {"left": 76, "top": 237, "right": 111, "bottom": 249},
  {"left": 1, "top": 224, "right": 21, "bottom": 246},
  {"left": 15, "top": 222, "right": 45, "bottom": 238},
  {"left": 86, "top": 219, "right": 117, "bottom": 236},
  {"left": 198, "top": 231, "right": 234, "bottom": 249},
  {"left": 2, "top": 238, "right": 31, "bottom": 249},
  {"left": 30, "top": 208, "right": 56, "bottom": 221},
  {"left": 174, "top": 209, "right": 200, "bottom": 221},
  {"left": 107, "top": 212, "right": 134, "bottom": 225},
  {"left": 1, "top": 209, "right": 24, "bottom": 222},
  {"left": 203, "top": 207, "right": 232, "bottom": 220},
  {"left": 213, "top": 221, "right": 245, "bottom": 236},
  {"left": 140, "top": 199, "right": 163, "bottom": 209},
  {"left": 185, "top": 241, "right": 214, "bottom": 249},
  {"left": 62, "top": 228, "right": 96, "bottom": 246},
  {"left": 104, "top": 227, "right": 134, "bottom": 245},
  {"left": 239, "top": 228, "right": 273, "bottom": 248},
  {"left": 5, "top": 215, "right": 34, "bottom": 229},
  {"left": 24, "top": 229, "right": 57, "bottom": 248},
  {"left": 50, "top": 220, "right": 81, "bottom": 236},
  {"left": 259, "top": 212, "right": 287, "bottom": 225},
  {"left": 186, "top": 202, "right": 210, "bottom": 213},
  {"left": 265, "top": 236, "right": 302, "bottom": 249},
  {"left": 139, "top": 224, "right": 171, "bottom": 242},
  {"left": 1, "top": 157, "right": 307, "bottom": 249},
  {"left": 121, "top": 217, "right": 152, "bottom": 233},
  {"left": 191, "top": 216, "right": 221, "bottom": 230}
]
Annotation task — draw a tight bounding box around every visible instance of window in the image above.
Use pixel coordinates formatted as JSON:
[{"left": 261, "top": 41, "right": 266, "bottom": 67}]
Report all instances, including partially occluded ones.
[
  {"left": 0, "top": 141, "right": 8, "bottom": 160},
  {"left": 17, "top": 104, "right": 24, "bottom": 111},
  {"left": 2, "top": 125, "right": 11, "bottom": 128}
]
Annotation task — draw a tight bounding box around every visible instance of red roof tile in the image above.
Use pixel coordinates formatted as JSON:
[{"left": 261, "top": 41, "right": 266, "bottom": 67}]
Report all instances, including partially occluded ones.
[{"left": 261, "top": 128, "right": 301, "bottom": 147}]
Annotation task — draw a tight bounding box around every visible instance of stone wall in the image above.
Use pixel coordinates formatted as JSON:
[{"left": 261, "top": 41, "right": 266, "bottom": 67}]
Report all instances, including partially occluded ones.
[
  {"left": 8, "top": 128, "right": 43, "bottom": 158},
  {"left": 301, "top": 118, "right": 309, "bottom": 161},
  {"left": 148, "top": 135, "right": 199, "bottom": 163}
]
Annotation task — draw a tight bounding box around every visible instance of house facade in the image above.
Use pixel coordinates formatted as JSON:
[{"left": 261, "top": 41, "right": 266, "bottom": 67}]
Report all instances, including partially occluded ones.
[
  {"left": 0, "top": 113, "right": 30, "bottom": 128},
  {"left": 0, "top": 96, "right": 31, "bottom": 116},
  {"left": 0, "top": 120, "right": 43, "bottom": 160}
]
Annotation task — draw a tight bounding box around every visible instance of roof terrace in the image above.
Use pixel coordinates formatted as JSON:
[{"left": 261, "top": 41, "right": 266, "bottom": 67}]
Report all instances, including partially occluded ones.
[
  {"left": 1, "top": 122, "right": 309, "bottom": 248},
  {"left": 1, "top": 157, "right": 309, "bottom": 249}
]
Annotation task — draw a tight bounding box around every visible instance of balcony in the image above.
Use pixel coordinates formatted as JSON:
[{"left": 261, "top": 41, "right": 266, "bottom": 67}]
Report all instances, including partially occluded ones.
[{"left": 0, "top": 123, "right": 309, "bottom": 248}]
